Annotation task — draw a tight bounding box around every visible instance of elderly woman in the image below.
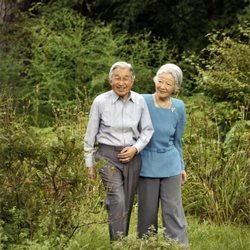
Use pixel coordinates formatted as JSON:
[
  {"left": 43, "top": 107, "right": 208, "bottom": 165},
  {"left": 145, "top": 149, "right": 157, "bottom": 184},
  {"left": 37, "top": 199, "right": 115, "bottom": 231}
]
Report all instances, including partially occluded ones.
[{"left": 137, "top": 63, "right": 189, "bottom": 248}]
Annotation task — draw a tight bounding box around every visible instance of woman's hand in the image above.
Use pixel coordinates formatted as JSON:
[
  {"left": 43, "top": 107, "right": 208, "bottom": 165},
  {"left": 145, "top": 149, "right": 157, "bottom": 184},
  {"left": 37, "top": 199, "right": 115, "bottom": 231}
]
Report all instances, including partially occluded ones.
[{"left": 181, "top": 170, "right": 187, "bottom": 185}]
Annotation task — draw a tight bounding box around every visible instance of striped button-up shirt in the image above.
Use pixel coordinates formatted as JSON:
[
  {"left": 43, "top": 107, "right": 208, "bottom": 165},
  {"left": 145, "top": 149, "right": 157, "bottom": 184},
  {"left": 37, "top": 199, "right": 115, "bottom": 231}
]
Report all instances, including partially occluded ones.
[{"left": 84, "top": 90, "right": 154, "bottom": 167}]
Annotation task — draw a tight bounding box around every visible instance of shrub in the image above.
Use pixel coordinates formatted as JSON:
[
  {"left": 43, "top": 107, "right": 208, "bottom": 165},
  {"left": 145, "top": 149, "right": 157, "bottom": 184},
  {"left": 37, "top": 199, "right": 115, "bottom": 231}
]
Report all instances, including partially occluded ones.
[
  {"left": 0, "top": 97, "right": 105, "bottom": 247},
  {"left": 197, "top": 24, "right": 250, "bottom": 106},
  {"left": 0, "top": 3, "right": 118, "bottom": 126},
  {"left": 183, "top": 95, "right": 249, "bottom": 224},
  {"left": 0, "top": 2, "right": 178, "bottom": 126}
]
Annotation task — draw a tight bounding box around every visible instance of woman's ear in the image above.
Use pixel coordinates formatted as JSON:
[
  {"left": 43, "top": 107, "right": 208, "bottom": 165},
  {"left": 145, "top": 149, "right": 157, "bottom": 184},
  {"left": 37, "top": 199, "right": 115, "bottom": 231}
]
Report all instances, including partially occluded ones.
[{"left": 174, "top": 86, "right": 180, "bottom": 94}]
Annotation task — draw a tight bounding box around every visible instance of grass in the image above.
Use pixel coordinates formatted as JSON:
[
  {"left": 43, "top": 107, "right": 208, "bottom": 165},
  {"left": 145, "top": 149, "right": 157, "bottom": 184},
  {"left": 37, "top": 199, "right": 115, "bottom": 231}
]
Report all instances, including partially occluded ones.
[
  {"left": 187, "top": 217, "right": 250, "bottom": 250},
  {"left": 64, "top": 206, "right": 250, "bottom": 250},
  {"left": 4, "top": 205, "right": 249, "bottom": 250}
]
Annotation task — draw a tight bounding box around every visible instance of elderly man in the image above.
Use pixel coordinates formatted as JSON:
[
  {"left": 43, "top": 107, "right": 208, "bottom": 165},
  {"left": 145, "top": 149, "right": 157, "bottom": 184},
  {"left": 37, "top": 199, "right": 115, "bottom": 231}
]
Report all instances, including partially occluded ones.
[{"left": 84, "top": 61, "right": 154, "bottom": 241}]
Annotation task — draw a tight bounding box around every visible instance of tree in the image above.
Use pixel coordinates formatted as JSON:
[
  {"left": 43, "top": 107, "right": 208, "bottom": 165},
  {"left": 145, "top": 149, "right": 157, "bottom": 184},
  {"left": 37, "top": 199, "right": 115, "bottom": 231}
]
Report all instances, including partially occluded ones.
[
  {"left": 0, "top": 0, "right": 39, "bottom": 30},
  {"left": 78, "top": 0, "right": 249, "bottom": 52},
  {"left": 195, "top": 19, "right": 250, "bottom": 135},
  {"left": 0, "top": 0, "right": 16, "bottom": 24}
]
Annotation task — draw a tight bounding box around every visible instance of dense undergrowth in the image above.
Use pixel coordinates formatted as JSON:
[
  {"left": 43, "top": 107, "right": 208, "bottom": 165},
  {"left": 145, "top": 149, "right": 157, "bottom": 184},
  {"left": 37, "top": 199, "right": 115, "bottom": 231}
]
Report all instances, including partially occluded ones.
[{"left": 0, "top": 1, "right": 249, "bottom": 249}]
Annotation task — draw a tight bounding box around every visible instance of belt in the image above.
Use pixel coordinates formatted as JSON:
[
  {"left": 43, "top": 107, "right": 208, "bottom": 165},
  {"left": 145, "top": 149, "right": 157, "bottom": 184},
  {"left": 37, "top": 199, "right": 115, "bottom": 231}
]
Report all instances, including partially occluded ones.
[
  {"left": 98, "top": 143, "right": 128, "bottom": 152},
  {"left": 144, "top": 143, "right": 174, "bottom": 153}
]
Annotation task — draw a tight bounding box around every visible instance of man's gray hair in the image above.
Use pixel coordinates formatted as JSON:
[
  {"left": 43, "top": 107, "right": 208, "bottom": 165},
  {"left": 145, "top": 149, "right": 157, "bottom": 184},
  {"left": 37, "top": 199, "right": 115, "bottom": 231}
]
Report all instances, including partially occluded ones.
[
  {"left": 153, "top": 63, "right": 183, "bottom": 89},
  {"left": 109, "top": 61, "right": 135, "bottom": 80}
]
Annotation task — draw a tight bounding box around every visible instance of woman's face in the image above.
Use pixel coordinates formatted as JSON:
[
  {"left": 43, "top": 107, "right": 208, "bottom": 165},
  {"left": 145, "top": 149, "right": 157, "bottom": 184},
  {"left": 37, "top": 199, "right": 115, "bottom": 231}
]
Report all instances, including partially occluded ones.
[
  {"left": 155, "top": 73, "right": 176, "bottom": 99},
  {"left": 109, "top": 67, "right": 134, "bottom": 100}
]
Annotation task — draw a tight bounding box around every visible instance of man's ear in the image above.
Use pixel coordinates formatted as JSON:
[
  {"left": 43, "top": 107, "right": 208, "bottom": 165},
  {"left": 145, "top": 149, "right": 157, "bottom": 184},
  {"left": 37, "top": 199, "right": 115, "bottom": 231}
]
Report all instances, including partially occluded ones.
[{"left": 108, "top": 78, "right": 112, "bottom": 86}]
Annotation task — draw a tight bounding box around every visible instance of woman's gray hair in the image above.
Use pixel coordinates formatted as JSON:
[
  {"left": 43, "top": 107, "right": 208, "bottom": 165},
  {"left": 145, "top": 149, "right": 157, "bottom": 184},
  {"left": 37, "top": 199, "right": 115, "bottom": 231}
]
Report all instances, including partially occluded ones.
[
  {"left": 109, "top": 61, "right": 135, "bottom": 80},
  {"left": 153, "top": 63, "right": 183, "bottom": 89}
]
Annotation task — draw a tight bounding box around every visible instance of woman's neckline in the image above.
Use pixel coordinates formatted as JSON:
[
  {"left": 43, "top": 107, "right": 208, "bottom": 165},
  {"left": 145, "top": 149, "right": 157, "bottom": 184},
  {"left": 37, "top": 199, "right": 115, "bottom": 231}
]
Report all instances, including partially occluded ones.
[{"left": 152, "top": 93, "right": 172, "bottom": 109}]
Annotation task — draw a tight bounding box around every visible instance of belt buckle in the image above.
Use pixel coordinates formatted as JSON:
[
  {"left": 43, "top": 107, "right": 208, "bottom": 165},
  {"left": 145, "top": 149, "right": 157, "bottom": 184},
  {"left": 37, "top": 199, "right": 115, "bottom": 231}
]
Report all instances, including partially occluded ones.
[{"left": 157, "top": 148, "right": 166, "bottom": 153}]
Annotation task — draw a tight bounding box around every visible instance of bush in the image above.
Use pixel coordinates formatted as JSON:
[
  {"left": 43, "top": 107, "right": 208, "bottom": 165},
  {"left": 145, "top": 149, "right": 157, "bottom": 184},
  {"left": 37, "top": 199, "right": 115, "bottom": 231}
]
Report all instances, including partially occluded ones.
[
  {"left": 0, "top": 97, "right": 106, "bottom": 247},
  {"left": 0, "top": 2, "right": 118, "bottom": 126},
  {"left": 0, "top": 1, "right": 179, "bottom": 126},
  {"left": 197, "top": 24, "right": 250, "bottom": 106},
  {"left": 183, "top": 95, "right": 249, "bottom": 224}
]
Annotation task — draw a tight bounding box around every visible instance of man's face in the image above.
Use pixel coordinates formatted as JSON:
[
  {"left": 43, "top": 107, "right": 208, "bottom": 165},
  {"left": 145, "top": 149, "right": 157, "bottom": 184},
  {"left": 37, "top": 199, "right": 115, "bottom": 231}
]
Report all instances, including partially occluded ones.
[{"left": 109, "top": 67, "right": 134, "bottom": 100}]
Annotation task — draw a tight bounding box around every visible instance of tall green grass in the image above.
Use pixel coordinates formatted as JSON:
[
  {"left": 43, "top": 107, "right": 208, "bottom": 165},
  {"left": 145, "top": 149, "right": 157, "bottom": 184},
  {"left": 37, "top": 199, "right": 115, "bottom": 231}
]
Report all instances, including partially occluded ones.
[
  {"left": 56, "top": 211, "right": 250, "bottom": 250},
  {"left": 3, "top": 208, "right": 249, "bottom": 249},
  {"left": 183, "top": 95, "right": 249, "bottom": 224}
]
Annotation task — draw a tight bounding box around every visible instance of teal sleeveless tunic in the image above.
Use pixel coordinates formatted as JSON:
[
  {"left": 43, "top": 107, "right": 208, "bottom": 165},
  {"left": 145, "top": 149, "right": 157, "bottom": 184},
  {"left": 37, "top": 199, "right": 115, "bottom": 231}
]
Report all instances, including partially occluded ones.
[{"left": 140, "top": 94, "right": 186, "bottom": 178}]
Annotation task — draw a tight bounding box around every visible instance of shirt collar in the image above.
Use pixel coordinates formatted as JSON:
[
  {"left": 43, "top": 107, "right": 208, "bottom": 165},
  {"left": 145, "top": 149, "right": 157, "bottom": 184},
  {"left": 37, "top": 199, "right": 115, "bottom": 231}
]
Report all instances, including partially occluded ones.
[{"left": 111, "top": 90, "right": 135, "bottom": 103}]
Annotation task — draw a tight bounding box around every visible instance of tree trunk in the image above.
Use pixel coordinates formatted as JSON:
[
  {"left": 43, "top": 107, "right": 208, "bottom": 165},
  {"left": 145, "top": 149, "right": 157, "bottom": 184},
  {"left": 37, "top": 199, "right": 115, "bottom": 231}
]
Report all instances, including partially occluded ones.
[{"left": 0, "top": 0, "right": 16, "bottom": 29}]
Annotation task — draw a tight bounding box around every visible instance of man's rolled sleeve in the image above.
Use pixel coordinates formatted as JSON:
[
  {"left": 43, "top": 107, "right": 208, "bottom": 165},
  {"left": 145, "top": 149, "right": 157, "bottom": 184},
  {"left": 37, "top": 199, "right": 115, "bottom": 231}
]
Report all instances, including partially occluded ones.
[
  {"left": 84, "top": 98, "right": 100, "bottom": 168},
  {"left": 84, "top": 150, "right": 95, "bottom": 168}
]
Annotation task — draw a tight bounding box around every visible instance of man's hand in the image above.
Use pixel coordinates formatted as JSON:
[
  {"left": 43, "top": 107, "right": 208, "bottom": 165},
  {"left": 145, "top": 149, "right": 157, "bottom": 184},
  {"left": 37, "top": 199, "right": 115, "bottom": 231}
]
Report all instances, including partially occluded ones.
[
  {"left": 88, "top": 166, "right": 97, "bottom": 180},
  {"left": 117, "top": 146, "right": 138, "bottom": 163},
  {"left": 181, "top": 170, "right": 187, "bottom": 185}
]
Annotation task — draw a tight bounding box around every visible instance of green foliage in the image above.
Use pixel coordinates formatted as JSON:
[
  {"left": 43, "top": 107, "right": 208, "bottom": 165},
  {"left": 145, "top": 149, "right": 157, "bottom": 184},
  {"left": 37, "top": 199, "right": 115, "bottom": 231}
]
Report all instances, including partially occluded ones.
[
  {"left": 0, "top": 220, "right": 8, "bottom": 249},
  {"left": 64, "top": 210, "right": 184, "bottom": 250},
  {"left": 81, "top": 0, "right": 249, "bottom": 51},
  {"left": 0, "top": 97, "right": 106, "bottom": 248},
  {"left": 0, "top": 93, "right": 249, "bottom": 248},
  {"left": 0, "top": 1, "right": 249, "bottom": 248},
  {"left": 197, "top": 25, "right": 250, "bottom": 105},
  {"left": 19, "top": 215, "right": 250, "bottom": 250},
  {"left": 223, "top": 120, "right": 250, "bottom": 156},
  {"left": 0, "top": 3, "right": 118, "bottom": 126},
  {"left": 192, "top": 22, "right": 250, "bottom": 137},
  {"left": 0, "top": 1, "right": 180, "bottom": 125},
  {"left": 183, "top": 95, "right": 249, "bottom": 224},
  {"left": 188, "top": 217, "right": 250, "bottom": 250},
  {"left": 117, "top": 33, "right": 177, "bottom": 94},
  {"left": 111, "top": 230, "right": 183, "bottom": 250}
]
